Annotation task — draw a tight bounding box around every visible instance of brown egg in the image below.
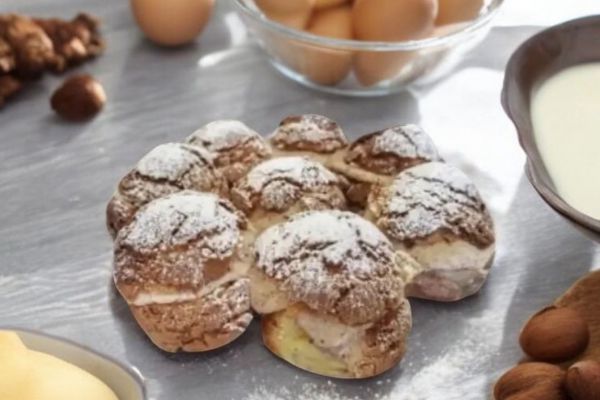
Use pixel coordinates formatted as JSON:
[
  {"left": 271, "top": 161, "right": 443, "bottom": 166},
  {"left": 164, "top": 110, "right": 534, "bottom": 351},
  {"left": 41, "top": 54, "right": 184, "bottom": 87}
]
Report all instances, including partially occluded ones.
[
  {"left": 314, "top": 0, "right": 350, "bottom": 10},
  {"left": 255, "top": 0, "right": 315, "bottom": 30},
  {"left": 300, "top": 5, "right": 353, "bottom": 85},
  {"left": 436, "top": 0, "right": 485, "bottom": 26},
  {"left": 353, "top": 0, "right": 438, "bottom": 41},
  {"left": 352, "top": 0, "right": 437, "bottom": 86},
  {"left": 130, "top": 0, "right": 214, "bottom": 46}
]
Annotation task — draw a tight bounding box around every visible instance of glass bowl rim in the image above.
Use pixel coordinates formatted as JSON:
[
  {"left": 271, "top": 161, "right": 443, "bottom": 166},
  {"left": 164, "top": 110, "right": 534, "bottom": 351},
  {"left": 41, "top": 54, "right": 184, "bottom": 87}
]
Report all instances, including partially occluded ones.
[{"left": 233, "top": 0, "right": 504, "bottom": 51}]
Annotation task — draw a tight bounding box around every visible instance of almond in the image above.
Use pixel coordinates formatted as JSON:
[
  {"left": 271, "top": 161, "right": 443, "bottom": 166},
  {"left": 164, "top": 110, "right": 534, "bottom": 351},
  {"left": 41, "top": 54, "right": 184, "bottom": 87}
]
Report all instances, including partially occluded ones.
[
  {"left": 494, "top": 362, "right": 567, "bottom": 400},
  {"left": 519, "top": 306, "right": 589, "bottom": 362},
  {"left": 566, "top": 360, "right": 600, "bottom": 400}
]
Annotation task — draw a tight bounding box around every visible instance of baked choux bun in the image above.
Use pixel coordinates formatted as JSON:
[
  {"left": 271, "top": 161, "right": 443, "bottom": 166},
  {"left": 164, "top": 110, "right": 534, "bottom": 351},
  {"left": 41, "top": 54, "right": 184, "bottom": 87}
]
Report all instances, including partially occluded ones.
[
  {"left": 252, "top": 210, "right": 412, "bottom": 378},
  {"left": 230, "top": 156, "right": 347, "bottom": 233},
  {"left": 113, "top": 191, "right": 254, "bottom": 352},
  {"left": 185, "top": 120, "right": 272, "bottom": 184},
  {"left": 365, "top": 162, "right": 495, "bottom": 302},
  {"left": 106, "top": 142, "right": 228, "bottom": 237},
  {"left": 332, "top": 124, "right": 441, "bottom": 206},
  {"left": 269, "top": 114, "right": 348, "bottom": 162}
]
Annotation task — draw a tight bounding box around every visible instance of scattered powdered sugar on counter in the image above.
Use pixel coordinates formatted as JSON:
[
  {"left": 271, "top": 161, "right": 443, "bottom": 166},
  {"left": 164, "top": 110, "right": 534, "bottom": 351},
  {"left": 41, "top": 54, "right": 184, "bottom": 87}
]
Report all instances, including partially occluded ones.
[{"left": 243, "top": 313, "right": 502, "bottom": 400}]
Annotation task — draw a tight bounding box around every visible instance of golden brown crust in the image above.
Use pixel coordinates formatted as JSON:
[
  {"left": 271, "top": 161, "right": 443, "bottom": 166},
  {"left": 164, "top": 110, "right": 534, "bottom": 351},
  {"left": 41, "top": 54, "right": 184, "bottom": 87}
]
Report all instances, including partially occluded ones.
[
  {"left": 270, "top": 114, "right": 348, "bottom": 154},
  {"left": 106, "top": 143, "right": 228, "bottom": 237},
  {"left": 114, "top": 191, "right": 248, "bottom": 297},
  {"left": 344, "top": 124, "right": 441, "bottom": 176},
  {"left": 366, "top": 162, "right": 495, "bottom": 249},
  {"left": 113, "top": 191, "right": 253, "bottom": 352},
  {"left": 185, "top": 120, "right": 272, "bottom": 184},
  {"left": 130, "top": 278, "right": 253, "bottom": 352},
  {"left": 254, "top": 210, "right": 405, "bottom": 326},
  {"left": 261, "top": 300, "right": 411, "bottom": 379},
  {"left": 230, "top": 157, "right": 347, "bottom": 232}
]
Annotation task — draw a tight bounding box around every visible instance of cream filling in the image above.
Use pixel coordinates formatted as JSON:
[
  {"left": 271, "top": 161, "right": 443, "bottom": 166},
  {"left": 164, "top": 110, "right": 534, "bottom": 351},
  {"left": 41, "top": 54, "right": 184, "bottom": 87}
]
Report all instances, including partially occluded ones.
[
  {"left": 248, "top": 266, "right": 290, "bottom": 314},
  {"left": 405, "top": 241, "right": 494, "bottom": 276},
  {"left": 295, "top": 309, "right": 369, "bottom": 363},
  {"left": 131, "top": 259, "right": 249, "bottom": 306}
]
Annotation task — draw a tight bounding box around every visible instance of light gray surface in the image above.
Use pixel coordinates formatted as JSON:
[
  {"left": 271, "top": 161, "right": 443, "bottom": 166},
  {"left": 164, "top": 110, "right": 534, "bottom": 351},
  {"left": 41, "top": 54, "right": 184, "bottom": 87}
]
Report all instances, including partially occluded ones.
[{"left": 1, "top": 1, "right": 599, "bottom": 399}]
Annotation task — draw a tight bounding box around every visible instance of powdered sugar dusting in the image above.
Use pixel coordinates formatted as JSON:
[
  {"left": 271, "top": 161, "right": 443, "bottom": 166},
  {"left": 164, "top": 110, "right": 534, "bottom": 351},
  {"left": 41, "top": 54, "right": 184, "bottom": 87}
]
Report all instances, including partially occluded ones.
[
  {"left": 120, "top": 191, "right": 240, "bottom": 253},
  {"left": 243, "top": 313, "right": 503, "bottom": 400},
  {"left": 378, "top": 162, "right": 494, "bottom": 248},
  {"left": 247, "top": 157, "right": 338, "bottom": 192},
  {"left": 136, "top": 143, "right": 211, "bottom": 181},
  {"left": 271, "top": 114, "right": 347, "bottom": 152},
  {"left": 372, "top": 125, "right": 440, "bottom": 161},
  {"left": 255, "top": 210, "right": 402, "bottom": 323},
  {"left": 186, "top": 120, "right": 263, "bottom": 152},
  {"left": 233, "top": 156, "right": 343, "bottom": 212}
]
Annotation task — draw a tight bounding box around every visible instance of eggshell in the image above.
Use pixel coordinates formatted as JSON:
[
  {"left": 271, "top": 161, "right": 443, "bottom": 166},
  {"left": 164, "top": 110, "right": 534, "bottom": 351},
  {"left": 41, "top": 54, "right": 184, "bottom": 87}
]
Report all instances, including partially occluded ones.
[
  {"left": 352, "top": 0, "right": 437, "bottom": 86},
  {"left": 314, "top": 0, "right": 350, "bottom": 10},
  {"left": 353, "top": 51, "right": 414, "bottom": 86},
  {"left": 131, "top": 0, "right": 214, "bottom": 46},
  {"left": 255, "top": 0, "right": 315, "bottom": 30},
  {"left": 353, "top": 0, "right": 438, "bottom": 42},
  {"left": 436, "top": 0, "right": 485, "bottom": 26},
  {"left": 268, "top": 5, "right": 352, "bottom": 86},
  {"left": 301, "top": 5, "right": 353, "bottom": 85}
]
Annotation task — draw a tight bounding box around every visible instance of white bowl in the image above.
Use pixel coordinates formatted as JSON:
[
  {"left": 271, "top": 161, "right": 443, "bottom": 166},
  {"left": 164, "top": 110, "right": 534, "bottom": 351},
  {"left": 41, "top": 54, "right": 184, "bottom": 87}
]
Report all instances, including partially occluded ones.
[{"left": 4, "top": 329, "right": 146, "bottom": 400}]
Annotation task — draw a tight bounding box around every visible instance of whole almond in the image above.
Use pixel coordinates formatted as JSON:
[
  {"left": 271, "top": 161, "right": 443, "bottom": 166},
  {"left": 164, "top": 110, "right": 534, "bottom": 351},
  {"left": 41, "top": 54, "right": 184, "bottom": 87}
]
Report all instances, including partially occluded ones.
[
  {"left": 519, "top": 306, "right": 589, "bottom": 362},
  {"left": 566, "top": 360, "right": 600, "bottom": 400},
  {"left": 494, "top": 362, "right": 567, "bottom": 400}
]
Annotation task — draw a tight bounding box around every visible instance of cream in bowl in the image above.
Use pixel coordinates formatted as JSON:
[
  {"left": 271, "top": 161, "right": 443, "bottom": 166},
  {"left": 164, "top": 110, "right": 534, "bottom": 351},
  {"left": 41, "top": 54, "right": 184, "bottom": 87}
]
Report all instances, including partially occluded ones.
[
  {"left": 0, "top": 330, "right": 145, "bottom": 400},
  {"left": 502, "top": 15, "right": 600, "bottom": 238},
  {"left": 531, "top": 63, "right": 600, "bottom": 220}
]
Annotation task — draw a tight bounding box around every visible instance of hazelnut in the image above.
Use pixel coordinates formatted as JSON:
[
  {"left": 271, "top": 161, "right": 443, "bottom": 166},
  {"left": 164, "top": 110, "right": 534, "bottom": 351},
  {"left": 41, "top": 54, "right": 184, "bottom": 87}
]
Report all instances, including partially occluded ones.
[
  {"left": 494, "top": 362, "right": 567, "bottom": 400},
  {"left": 566, "top": 360, "right": 600, "bottom": 400},
  {"left": 50, "top": 74, "right": 105, "bottom": 121},
  {"left": 519, "top": 306, "right": 589, "bottom": 362}
]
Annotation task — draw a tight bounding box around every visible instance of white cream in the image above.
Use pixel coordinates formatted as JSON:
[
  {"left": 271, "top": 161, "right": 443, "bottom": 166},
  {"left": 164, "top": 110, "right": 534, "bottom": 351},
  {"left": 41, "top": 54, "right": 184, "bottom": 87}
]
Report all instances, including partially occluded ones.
[
  {"left": 532, "top": 63, "right": 600, "bottom": 219},
  {"left": 295, "top": 309, "right": 368, "bottom": 361},
  {"left": 132, "top": 267, "right": 246, "bottom": 306}
]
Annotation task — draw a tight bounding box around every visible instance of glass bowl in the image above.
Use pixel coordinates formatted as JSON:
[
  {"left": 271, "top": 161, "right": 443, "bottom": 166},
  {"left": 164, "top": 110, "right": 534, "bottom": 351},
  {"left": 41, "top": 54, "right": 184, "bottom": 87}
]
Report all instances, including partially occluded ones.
[{"left": 234, "top": 0, "right": 504, "bottom": 96}]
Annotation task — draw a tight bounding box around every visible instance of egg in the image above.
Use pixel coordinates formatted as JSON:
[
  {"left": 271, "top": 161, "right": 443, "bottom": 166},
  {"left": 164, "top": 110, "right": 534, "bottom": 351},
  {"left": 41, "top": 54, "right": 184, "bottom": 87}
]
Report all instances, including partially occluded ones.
[
  {"left": 300, "top": 5, "right": 353, "bottom": 85},
  {"left": 268, "top": 5, "right": 353, "bottom": 86},
  {"left": 255, "top": 0, "right": 315, "bottom": 30},
  {"left": 436, "top": 0, "right": 485, "bottom": 26},
  {"left": 130, "top": 0, "right": 214, "bottom": 46},
  {"left": 314, "top": 0, "right": 350, "bottom": 10},
  {"left": 352, "top": 0, "right": 437, "bottom": 86},
  {"left": 353, "top": 0, "right": 438, "bottom": 41}
]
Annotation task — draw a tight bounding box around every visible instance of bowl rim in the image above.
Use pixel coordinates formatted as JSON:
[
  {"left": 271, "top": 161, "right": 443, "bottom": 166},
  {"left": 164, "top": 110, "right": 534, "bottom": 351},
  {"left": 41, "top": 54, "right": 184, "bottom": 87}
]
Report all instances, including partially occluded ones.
[
  {"left": 1, "top": 327, "right": 147, "bottom": 400},
  {"left": 233, "top": 0, "right": 504, "bottom": 51},
  {"left": 502, "top": 15, "right": 600, "bottom": 234}
]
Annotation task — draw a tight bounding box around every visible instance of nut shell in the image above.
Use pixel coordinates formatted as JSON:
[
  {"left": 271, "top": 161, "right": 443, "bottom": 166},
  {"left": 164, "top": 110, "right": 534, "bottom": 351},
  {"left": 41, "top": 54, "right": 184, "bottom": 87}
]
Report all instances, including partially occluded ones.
[
  {"left": 494, "top": 362, "right": 567, "bottom": 400},
  {"left": 566, "top": 361, "right": 600, "bottom": 400},
  {"left": 51, "top": 74, "right": 105, "bottom": 121},
  {"left": 519, "top": 306, "right": 590, "bottom": 362}
]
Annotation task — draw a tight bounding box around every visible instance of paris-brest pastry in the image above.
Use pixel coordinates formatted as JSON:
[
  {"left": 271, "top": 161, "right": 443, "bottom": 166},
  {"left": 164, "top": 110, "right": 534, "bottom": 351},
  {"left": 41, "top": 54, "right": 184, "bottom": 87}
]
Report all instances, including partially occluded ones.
[
  {"left": 251, "top": 210, "right": 412, "bottom": 378},
  {"left": 106, "top": 142, "right": 228, "bottom": 237},
  {"left": 107, "top": 116, "right": 496, "bottom": 379},
  {"left": 185, "top": 120, "right": 272, "bottom": 184},
  {"left": 113, "top": 191, "right": 254, "bottom": 352}
]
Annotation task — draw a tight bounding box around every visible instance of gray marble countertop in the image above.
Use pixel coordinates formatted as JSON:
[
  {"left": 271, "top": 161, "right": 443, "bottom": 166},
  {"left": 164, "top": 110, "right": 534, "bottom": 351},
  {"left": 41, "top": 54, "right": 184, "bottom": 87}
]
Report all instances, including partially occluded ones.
[{"left": 1, "top": 1, "right": 599, "bottom": 399}]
